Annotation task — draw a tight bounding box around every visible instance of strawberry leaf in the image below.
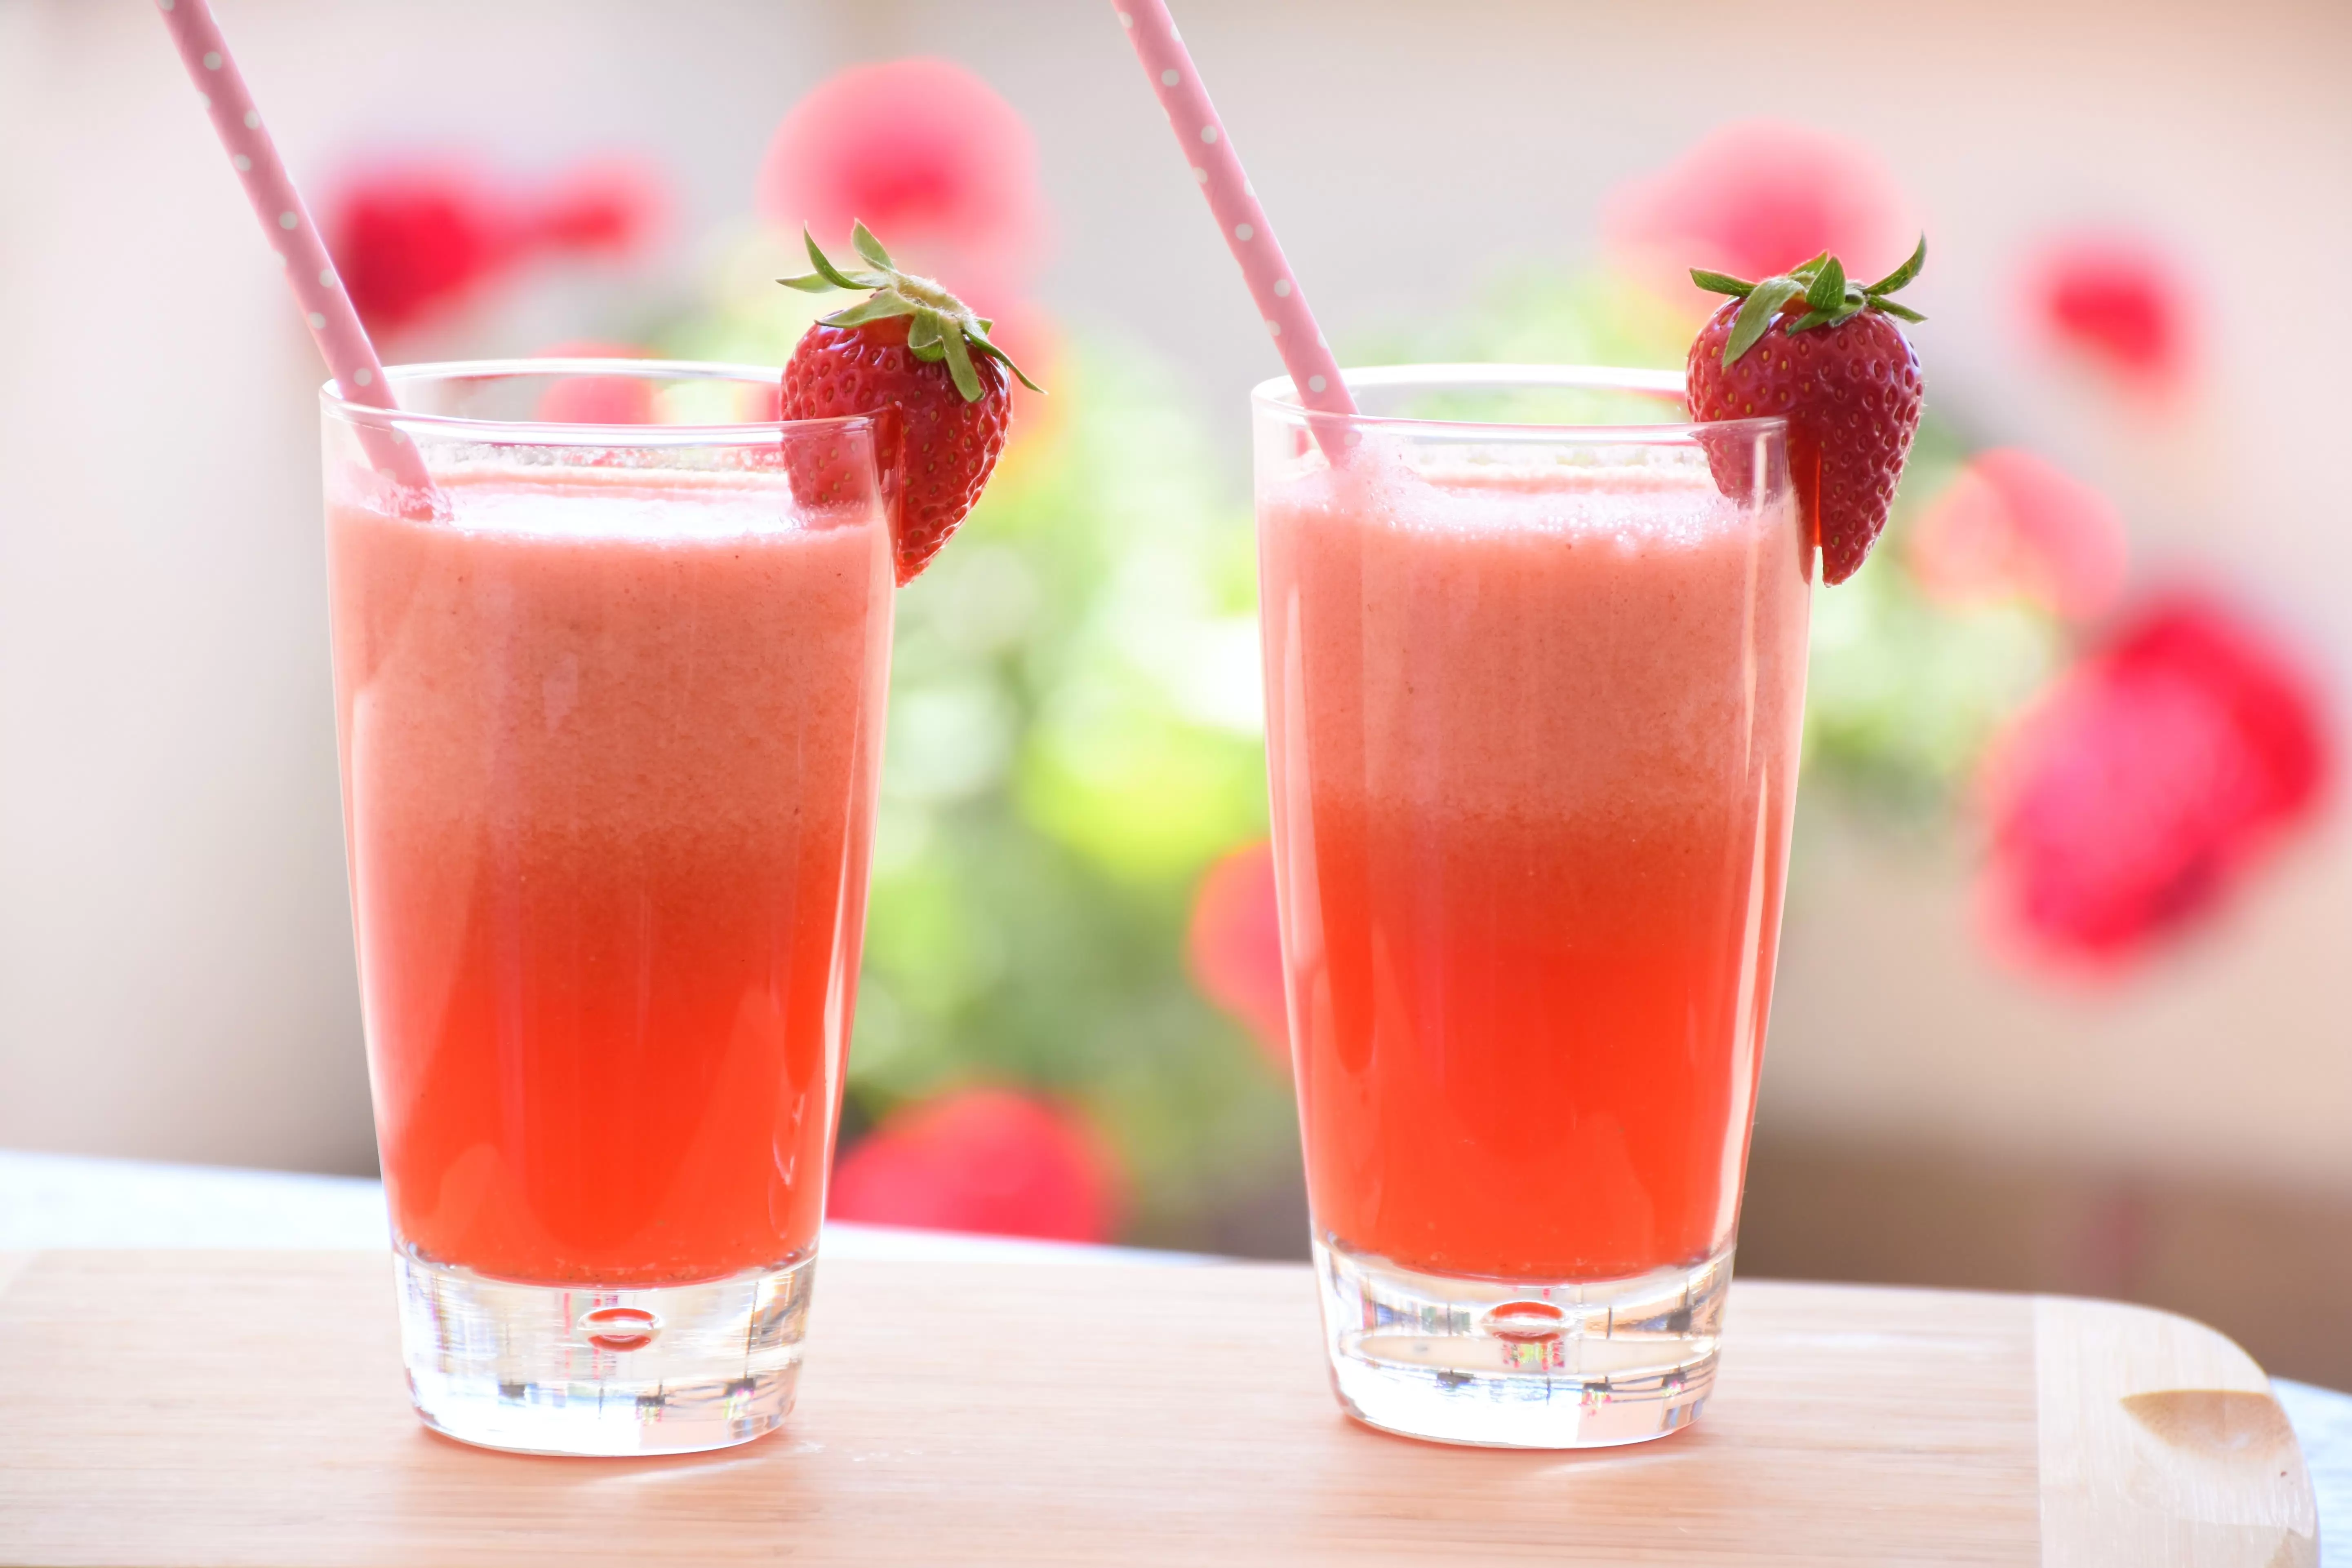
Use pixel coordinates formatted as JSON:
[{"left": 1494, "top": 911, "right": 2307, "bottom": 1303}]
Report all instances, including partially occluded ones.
[
  {"left": 906, "top": 310, "right": 945, "bottom": 359},
  {"left": 1691, "top": 268, "right": 1756, "bottom": 298},
  {"left": 1786, "top": 306, "right": 1840, "bottom": 334},
  {"left": 821, "top": 294, "right": 920, "bottom": 329},
  {"left": 1870, "top": 297, "right": 1928, "bottom": 324},
  {"left": 802, "top": 228, "right": 866, "bottom": 292},
  {"left": 1804, "top": 256, "right": 1848, "bottom": 313},
  {"left": 1863, "top": 235, "right": 1928, "bottom": 297},
  {"left": 1724, "top": 276, "right": 1805, "bottom": 366},
  {"left": 851, "top": 220, "right": 895, "bottom": 271},
  {"left": 939, "top": 325, "right": 984, "bottom": 403},
  {"left": 968, "top": 326, "right": 1045, "bottom": 393},
  {"left": 777, "top": 271, "right": 837, "bottom": 293}
]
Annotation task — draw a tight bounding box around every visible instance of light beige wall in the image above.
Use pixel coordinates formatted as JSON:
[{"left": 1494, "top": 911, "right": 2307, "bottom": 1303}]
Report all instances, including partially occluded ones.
[{"left": 2, "top": 0, "right": 2345, "bottom": 1181}]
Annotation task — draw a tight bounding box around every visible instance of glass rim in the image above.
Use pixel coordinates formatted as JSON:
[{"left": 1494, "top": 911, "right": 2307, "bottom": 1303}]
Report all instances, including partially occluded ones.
[
  {"left": 1250, "top": 363, "right": 1787, "bottom": 444},
  {"left": 319, "top": 358, "right": 873, "bottom": 448}
]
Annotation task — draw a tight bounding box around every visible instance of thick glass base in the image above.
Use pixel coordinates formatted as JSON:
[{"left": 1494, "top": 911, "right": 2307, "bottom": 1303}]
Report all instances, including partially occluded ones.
[
  {"left": 394, "top": 1251, "right": 814, "bottom": 1456},
  {"left": 1313, "top": 1237, "right": 1732, "bottom": 1449}
]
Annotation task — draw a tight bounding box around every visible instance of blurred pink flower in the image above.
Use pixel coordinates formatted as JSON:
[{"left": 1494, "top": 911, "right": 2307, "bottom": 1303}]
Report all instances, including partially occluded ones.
[
  {"left": 1908, "top": 449, "right": 2130, "bottom": 622},
  {"left": 1604, "top": 121, "right": 1917, "bottom": 299},
  {"left": 827, "top": 1088, "right": 1122, "bottom": 1243},
  {"left": 1980, "top": 594, "right": 2332, "bottom": 969},
  {"left": 2027, "top": 233, "right": 2194, "bottom": 393},
  {"left": 327, "top": 158, "right": 664, "bottom": 339},
  {"left": 759, "top": 58, "right": 1047, "bottom": 296},
  {"left": 1187, "top": 840, "right": 1289, "bottom": 1073}
]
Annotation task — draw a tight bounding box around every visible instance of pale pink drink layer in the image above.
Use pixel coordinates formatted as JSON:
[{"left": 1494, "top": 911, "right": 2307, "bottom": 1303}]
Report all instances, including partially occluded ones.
[
  {"left": 328, "top": 466, "right": 892, "bottom": 1286},
  {"left": 1260, "top": 460, "right": 1810, "bottom": 1280}
]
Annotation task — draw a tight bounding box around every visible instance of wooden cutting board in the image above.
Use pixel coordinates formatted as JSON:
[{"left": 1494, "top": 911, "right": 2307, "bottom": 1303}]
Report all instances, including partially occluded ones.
[{"left": 0, "top": 1250, "right": 2315, "bottom": 1566}]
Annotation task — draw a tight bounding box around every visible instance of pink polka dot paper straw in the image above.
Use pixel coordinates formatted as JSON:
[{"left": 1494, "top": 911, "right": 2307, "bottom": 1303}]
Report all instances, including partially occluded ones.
[
  {"left": 152, "top": 0, "right": 440, "bottom": 505},
  {"left": 1112, "top": 0, "right": 1359, "bottom": 440}
]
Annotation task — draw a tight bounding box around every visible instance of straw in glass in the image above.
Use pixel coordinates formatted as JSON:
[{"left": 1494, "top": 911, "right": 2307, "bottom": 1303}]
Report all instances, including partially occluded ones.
[
  {"left": 1112, "top": 0, "right": 1359, "bottom": 449},
  {"left": 153, "top": 0, "right": 440, "bottom": 504}
]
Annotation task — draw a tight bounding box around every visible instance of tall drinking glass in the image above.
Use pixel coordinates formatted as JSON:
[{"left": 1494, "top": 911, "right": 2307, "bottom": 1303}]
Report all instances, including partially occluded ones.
[
  {"left": 1253, "top": 366, "right": 1808, "bottom": 1448},
  {"left": 322, "top": 362, "right": 893, "bottom": 1456}
]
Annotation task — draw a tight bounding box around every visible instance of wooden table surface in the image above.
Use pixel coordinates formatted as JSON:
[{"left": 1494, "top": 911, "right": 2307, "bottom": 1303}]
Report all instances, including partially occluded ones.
[{"left": 0, "top": 1250, "right": 2317, "bottom": 1566}]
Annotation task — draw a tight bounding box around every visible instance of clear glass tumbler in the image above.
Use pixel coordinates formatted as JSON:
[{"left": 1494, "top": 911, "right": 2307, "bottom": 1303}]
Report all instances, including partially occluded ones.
[
  {"left": 1253, "top": 366, "right": 1808, "bottom": 1448},
  {"left": 322, "top": 361, "right": 893, "bottom": 1455}
]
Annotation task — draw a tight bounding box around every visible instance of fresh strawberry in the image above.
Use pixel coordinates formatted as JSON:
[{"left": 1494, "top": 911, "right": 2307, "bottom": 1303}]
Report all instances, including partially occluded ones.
[
  {"left": 1685, "top": 239, "right": 1927, "bottom": 584},
  {"left": 778, "top": 222, "right": 1039, "bottom": 584}
]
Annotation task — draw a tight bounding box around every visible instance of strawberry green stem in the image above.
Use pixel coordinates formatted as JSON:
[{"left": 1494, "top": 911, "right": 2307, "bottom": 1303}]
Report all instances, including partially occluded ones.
[
  {"left": 781, "top": 221, "right": 1043, "bottom": 402},
  {"left": 1691, "top": 236, "right": 1928, "bottom": 368}
]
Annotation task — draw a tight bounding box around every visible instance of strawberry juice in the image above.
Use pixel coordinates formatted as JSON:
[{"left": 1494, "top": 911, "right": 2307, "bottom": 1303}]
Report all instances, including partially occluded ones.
[
  {"left": 1255, "top": 386, "right": 1808, "bottom": 1305},
  {"left": 329, "top": 460, "right": 892, "bottom": 1289}
]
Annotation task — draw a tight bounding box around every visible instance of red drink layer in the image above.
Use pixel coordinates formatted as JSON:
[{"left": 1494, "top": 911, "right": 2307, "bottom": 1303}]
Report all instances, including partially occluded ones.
[
  {"left": 1259, "top": 462, "right": 1809, "bottom": 1281},
  {"left": 329, "top": 466, "right": 892, "bottom": 1286}
]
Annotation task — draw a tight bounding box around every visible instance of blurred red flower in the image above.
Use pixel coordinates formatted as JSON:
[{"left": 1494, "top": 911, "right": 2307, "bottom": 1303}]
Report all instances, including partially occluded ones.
[
  {"left": 531, "top": 159, "right": 665, "bottom": 255},
  {"left": 326, "top": 158, "right": 664, "bottom": 339},
  {"left": 1604, "top": 121, "right": 1917, "bottom": 300},
  {"left": 1186, "top": 840, "right": 1289, "bottom": 1072},
  {"left": 2027, "top": 233, "right": 2193, "bottom": 393},
  {"left": 1980, "top": 594, "right": 2331, "bottom": 968},
  {"left": 529, "top": 340, "right": 655, "bottom": 426},
  {"left": 828, "top": 1088, "right": 1122, "bottom": 1243},
  {"left": 758, "top": 58, "right": 1047, "bottom": 295},
  {"left": 1909, "top": 449, "right": 2129, "bottom": 623}
]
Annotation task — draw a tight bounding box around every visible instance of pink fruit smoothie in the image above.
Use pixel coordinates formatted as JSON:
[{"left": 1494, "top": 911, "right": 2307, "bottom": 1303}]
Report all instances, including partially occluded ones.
[
  {"left": 327, "top": 464, "right": 892, "bottom": 1286},
  {"left": 1259, "top": 459, "right": 1810, "bottom": 1281}
]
